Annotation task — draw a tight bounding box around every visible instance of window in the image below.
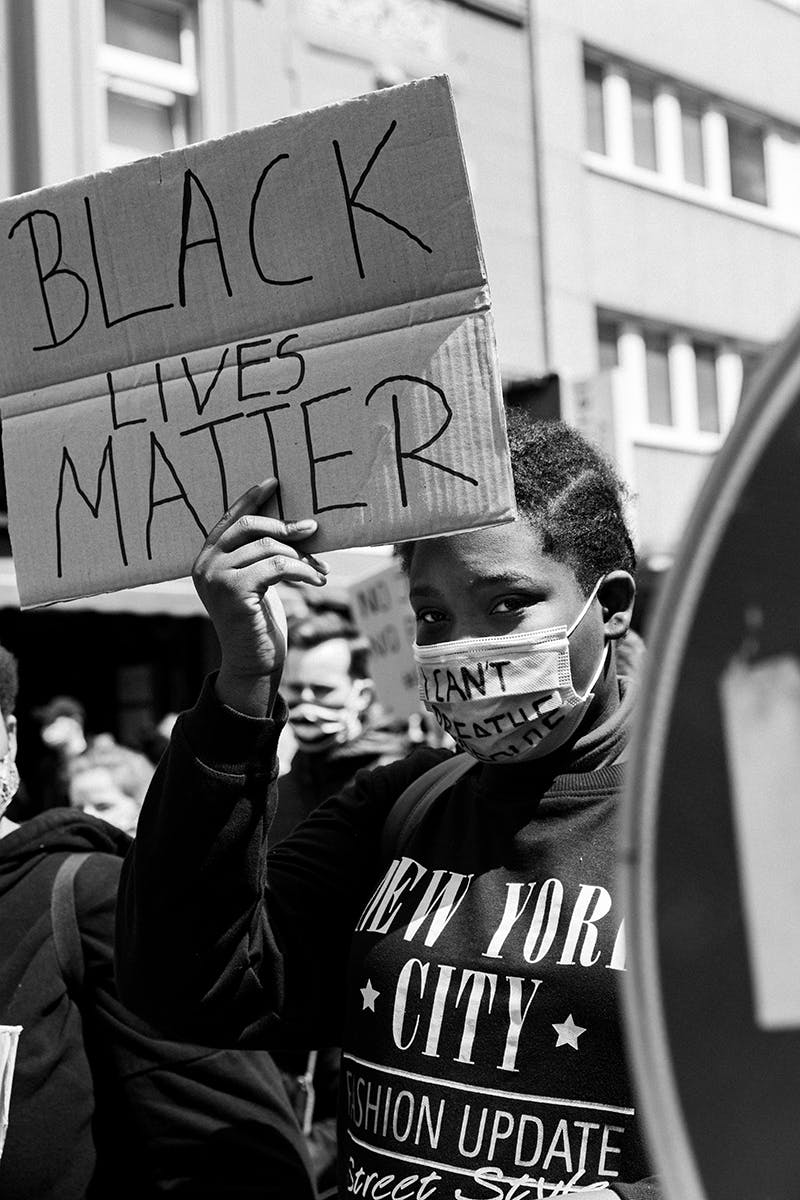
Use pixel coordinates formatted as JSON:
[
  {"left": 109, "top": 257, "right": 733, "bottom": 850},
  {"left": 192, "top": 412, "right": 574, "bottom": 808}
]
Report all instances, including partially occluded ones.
[
  {"left": 107, "top": 90, "right": 183, "bottom": 156},
  {"left": 740, "top": 349, "right": 764, "bottom": 396},
  {"left": 694, "top": 342, "right": 720, "bottom": 433},
  {"left": 645, "top": 332, "right": 672, "bottom": 426},
  {"left": 582, "top": 52, "right": 800, "bottom": 217},
  {"left": 603, "top": 312, "right": 758, "bottom": 441},
  {"left": 597, "top": 318, "right": 619, "bottom": 371},
  {"left": 631, "top": 79, "right": 657, "bottom": 170},
  {"left": 728, "top": 116, "right": 768, "bottom": 205},
  {"left": 106, "top": 0, "right": 183, "bottom": 60},
  {"left": 681, "top": 102, "right": 706, "bottom": 186},
  {"left": 584, "top": 60, "right": 606, "bottom": 155},
  {"left": 99, "top": 0, "right": 199, "bottom": 168}
]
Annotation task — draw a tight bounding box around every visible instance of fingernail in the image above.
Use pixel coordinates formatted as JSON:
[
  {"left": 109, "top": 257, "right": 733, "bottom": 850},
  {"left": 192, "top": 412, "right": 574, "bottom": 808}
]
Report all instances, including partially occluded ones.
[
  {"left": 293, "top": 519, "right": 317, "bottom": 532},
  {"left": 306, "top": 553, "right": 330, "bottom": 574}
]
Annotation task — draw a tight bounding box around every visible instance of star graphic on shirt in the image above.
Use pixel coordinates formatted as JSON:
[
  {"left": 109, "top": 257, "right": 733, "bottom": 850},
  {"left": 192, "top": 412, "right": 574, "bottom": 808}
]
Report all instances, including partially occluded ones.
[
  {"left": 360, "top": 979, "right": 380, "bottom": 1012},
  {"left": 552, "top": 1014, "right": 586, "bottom": 1049}
]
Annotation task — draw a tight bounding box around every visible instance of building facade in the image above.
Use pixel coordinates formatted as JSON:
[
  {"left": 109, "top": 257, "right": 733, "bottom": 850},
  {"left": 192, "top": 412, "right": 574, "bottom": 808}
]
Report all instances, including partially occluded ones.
[{"left": 531, "top": 0, "right": 800, "bottom": 560}]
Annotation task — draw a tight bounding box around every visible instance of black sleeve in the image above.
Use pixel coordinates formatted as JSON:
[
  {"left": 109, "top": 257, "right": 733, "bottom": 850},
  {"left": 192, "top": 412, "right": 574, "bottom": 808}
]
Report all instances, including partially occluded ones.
[
  {"left": 116, "top": 674, "right": 443, "bottom": 1047},
  {"left": 614, "top": 1179, "right": 661, "bottom": 1199},
  {"left": 76, "top": 852, "right": 317, "bottom": 1198}
]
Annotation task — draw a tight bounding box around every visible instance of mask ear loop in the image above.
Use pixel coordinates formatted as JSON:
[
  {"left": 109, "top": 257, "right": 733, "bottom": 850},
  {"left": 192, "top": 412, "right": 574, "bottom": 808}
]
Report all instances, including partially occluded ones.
[
  {"left": 579, "top": 640, "right": 611, "bottom": 701},
  {"left": 568, "top": 576, "right": 608, "bottom": 701},
  {"left": 567, "top": 575, "right": 606, "bottom": 637}
]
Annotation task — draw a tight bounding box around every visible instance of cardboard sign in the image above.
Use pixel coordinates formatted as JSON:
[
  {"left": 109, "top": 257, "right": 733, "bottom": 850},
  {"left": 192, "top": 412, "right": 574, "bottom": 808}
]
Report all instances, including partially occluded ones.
[
  {"left": 347, "top": 555, "right": 419, "bottom": 719},
  {"left": 0, "top": 1026, "right": 21, "bottom": 1161},
  {"left": 0, "top": 76, "right": 514, "bottom": 608}
]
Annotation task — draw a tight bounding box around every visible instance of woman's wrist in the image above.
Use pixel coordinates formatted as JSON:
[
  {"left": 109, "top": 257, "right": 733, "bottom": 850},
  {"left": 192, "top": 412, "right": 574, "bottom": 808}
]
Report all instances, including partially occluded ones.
[{"left": 215, "top": 665, "right": 281, "bottom": 718}]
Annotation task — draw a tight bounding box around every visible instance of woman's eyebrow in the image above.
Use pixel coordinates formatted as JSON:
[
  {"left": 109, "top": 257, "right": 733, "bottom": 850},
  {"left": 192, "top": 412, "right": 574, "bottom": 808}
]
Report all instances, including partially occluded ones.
[
  {"left": 408, "top": 583, "right": 444, "bottom": 602},
  {"left": 473, "top": 572, "right": 542, "bottom": 589}
]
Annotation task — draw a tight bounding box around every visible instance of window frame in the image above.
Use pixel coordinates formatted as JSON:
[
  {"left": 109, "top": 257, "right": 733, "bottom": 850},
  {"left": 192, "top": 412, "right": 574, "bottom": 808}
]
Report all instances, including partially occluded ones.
[
  {"left": 630, "top": 74, "right": 658, "bottom": 171},
  {"left": 584, "top": 58, "right": 607, "bottom": 156},
  {"left": 680, "top": 99, "right": 706, "bottom": 187},
  {"left": 582, "top": 48, "right": 796, "bottom": 220},
  {"left": 693, "top": 339, "right": 721, "bottom": 435},
  {"left": 643, "top": 328, "right": 673, "bottom": 428},
  {"left": 98, "top": 0, "right": 199, "bottom": 168},
  {"left": 597, "top": 312, "right": 752, "bottom": 451},
  {"left": 727, "top": 112, "right": 769, "bottom": 206}
]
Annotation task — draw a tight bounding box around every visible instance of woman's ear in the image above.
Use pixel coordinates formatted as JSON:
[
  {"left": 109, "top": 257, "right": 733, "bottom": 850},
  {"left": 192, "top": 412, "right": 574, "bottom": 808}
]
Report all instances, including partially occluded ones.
[{"left": 598, "top": 571, "right": 636, "bottom": 641}]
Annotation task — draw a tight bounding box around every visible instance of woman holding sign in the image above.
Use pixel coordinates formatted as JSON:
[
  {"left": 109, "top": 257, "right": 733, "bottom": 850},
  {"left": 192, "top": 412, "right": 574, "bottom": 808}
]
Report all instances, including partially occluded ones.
[{"left": 117, "top": 414, "right": 658, "bottom": 1198}]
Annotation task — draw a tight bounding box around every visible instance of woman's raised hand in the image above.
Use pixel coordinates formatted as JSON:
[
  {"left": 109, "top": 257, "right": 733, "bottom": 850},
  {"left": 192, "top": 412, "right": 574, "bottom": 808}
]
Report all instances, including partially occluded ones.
[{"left": 192, "top": 478, "right": 328, "bottom": 715}]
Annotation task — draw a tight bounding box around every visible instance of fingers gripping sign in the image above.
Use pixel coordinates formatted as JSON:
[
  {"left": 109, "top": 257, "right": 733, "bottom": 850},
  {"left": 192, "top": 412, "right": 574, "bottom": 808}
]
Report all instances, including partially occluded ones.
[{"left": 192, "top": 478, "right": 329, "bottom": 715}]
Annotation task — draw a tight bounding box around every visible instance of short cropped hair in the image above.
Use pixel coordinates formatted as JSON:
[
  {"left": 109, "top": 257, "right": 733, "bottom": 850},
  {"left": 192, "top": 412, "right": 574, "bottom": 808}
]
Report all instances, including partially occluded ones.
[
  {"left": 289, "top": 605, "right": 372, "bottom": 680},
  {"left": 398, "top": 413, "right": 636, "bottom": 594},
  {"left": 505, "top": 412, "right": 636, "bottom": 593},
  {"left": 0, "top": 646, "right": 19, "bottom": 721}
]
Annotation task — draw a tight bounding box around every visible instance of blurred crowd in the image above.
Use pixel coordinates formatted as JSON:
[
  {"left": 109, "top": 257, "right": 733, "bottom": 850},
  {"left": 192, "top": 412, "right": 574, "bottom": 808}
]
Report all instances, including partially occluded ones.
[{"left": 0, "top": 576, "right": 457, "bottom": 1199}]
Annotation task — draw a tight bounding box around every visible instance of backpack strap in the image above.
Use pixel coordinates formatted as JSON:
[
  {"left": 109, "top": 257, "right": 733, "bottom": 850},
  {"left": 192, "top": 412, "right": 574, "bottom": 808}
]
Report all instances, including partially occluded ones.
[
  {"left": 51, "top": 852, "right": 91, "bottom": 1000},
  {"left": 381, "top": 755, "right": 476, "bottom": 860}
]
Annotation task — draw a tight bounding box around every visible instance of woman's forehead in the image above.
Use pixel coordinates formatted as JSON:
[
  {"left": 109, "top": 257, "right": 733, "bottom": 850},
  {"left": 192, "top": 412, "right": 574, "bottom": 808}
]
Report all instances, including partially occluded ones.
[{"left": 409, "top": 521, "right": 562, "bottom": 589}]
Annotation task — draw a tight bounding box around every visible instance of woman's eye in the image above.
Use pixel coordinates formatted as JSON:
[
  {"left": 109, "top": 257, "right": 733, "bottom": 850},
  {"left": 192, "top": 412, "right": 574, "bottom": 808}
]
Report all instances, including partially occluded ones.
[
  {"left": 416, "top": 608, "right": 447, "bottom": 625},
  {"left": 491, "top": 595, "right": 532, "bottom": 615}
]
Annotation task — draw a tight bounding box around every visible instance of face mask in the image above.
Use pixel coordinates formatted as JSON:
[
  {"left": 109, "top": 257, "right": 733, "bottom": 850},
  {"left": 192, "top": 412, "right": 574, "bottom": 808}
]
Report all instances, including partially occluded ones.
[
  {"left": 288, "top": 681, "right": 370, "bottom": 755},
  {"left": 413, "top": 579, "right": 607, "bottom": 764},
  {"left": 0, "top": 752, "right": 20, "bottom": 820}
]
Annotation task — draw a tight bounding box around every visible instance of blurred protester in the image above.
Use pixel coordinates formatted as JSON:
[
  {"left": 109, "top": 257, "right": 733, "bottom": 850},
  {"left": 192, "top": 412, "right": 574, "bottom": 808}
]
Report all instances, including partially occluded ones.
[
  {"left": 36, "top": 695, "right": 87, "bottom": 761},
  {"left": 0, "top": 644, "right": 315, "bottom": 1200},
  {"left": 69, "top": 739, "right": 154, "bottom": 837},
  {"left": 271, "top": 603, "right": 412, "bottom": 842},
  {"left": 24, "top": 695, "right": 88, "bottom": 815},
  {"left": 271, "top": 603, "right": 411, "bottom": 1196}
]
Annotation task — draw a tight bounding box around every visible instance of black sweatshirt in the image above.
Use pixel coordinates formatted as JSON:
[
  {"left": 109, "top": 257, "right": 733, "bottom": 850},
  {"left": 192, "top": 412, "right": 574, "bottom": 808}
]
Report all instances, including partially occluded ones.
[
  {"left": 118, "top": 678, "right": 659, "bottom": 1199},
  {"left": 0, "top": 807, "right": 315, "bottom": 1199}
]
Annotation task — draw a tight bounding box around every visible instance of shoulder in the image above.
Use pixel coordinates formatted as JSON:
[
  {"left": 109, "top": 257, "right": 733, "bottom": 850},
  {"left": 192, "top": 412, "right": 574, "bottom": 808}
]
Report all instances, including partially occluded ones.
[
  {"left": 351, "top": 744, "right": 455, "bottom": 800},
  {"left": 70, "top": 851, "right": 124, "bottom": 932},
  {"left": 275, "top": 746, "right": 451, "bottom": 848}
]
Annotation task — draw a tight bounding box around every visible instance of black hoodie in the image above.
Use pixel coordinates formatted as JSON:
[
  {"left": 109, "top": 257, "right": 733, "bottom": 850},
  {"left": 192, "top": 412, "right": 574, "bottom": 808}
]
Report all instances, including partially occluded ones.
[{"left": 0, "top": 808, "right": 315, "bottom": 1200}]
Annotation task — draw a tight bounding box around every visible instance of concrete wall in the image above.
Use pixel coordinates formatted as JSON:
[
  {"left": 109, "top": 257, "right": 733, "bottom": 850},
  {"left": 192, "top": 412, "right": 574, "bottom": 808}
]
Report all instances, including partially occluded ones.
[
  {"left": 535, "top": 0, "right": 800, "bottom": 379},
  {"left": 587, "top": 170, "right": 800, "bottom": 344},
  {"left": 577, "top": 0, "right": 800, "bottom": 123},
  {"left": 532, "top": 1, "right": 597, "bottom": 377},
  {"left": 445, "top": 4, "right": 542, "bottom": 376},
  {"left": 633, "top": 440, "right": 716, "bottom": 553}
]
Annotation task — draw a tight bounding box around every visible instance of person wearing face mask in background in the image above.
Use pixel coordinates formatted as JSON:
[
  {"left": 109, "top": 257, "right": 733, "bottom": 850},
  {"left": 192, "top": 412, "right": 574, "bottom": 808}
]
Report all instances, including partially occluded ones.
[
  {"left": 270, "top": 604, "right": 412, "bottom": 844},
  {"left": 268, "top": 604, "right": 411, "bottom": 1196},
  {"left": 117, "top": 413, "right": 660, "bottom": 1198},
  {"left": 8, "top": 695, "right": 88, "bottom": 820}
]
